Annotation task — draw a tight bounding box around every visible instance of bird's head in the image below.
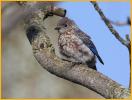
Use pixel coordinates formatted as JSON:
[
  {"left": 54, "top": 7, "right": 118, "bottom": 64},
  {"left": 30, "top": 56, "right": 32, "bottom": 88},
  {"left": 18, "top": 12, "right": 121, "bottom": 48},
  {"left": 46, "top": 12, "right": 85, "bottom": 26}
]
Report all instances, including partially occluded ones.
[{"left": 55, "top": 17, "right": 76, "bottom": 33}]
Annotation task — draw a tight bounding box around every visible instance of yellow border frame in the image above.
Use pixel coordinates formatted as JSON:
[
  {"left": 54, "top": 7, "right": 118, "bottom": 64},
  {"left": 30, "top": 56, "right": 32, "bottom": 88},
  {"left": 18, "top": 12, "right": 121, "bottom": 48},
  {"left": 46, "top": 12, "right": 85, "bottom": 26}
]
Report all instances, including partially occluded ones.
[{"left": 0, "top": 0, "right": 131, "bottom": 100}]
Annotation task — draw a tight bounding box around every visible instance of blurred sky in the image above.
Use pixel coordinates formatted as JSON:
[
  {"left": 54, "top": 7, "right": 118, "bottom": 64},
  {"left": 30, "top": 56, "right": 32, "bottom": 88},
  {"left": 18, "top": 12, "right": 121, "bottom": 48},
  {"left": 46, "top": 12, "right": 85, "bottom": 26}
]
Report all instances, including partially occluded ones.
[{"left": 58, "top": 2, "right": 130, "bottom": 88}]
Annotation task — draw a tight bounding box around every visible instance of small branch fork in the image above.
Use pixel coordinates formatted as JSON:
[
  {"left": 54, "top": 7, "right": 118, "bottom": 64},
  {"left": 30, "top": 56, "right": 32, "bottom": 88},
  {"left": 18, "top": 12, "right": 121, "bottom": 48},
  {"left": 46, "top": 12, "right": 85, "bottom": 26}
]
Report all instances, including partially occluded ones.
[{"left": 90, "top": 1, "right": 130, "bottom": 50}]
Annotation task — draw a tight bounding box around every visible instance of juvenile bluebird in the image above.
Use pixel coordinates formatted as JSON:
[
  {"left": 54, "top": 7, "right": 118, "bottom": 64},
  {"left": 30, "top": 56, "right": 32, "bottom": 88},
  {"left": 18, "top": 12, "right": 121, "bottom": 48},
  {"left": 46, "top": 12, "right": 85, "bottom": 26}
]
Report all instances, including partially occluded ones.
[{"left": 55, "top": 17, "right": 104, "bottom": 70}]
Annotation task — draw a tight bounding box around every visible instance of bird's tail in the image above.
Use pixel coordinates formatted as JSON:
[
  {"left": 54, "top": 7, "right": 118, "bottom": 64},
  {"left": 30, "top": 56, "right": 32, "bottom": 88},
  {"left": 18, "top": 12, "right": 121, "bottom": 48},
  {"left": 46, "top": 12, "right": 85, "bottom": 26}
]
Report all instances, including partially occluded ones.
[{"left": 96, "top": 54, "right": 104, "bottom": 65}]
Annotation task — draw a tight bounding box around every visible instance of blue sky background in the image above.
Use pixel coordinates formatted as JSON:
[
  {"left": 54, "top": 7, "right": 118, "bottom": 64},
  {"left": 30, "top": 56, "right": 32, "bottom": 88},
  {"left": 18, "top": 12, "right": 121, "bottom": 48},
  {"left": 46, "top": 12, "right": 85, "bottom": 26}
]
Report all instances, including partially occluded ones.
[{"left": 58, "top": 2, "right": 130, "bottom": 88}]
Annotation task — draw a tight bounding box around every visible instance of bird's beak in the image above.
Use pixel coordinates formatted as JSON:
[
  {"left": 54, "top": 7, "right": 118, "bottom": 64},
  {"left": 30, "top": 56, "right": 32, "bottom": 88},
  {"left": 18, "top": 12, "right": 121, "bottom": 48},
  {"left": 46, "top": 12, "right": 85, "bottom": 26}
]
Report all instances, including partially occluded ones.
[{"left": 54, "top": 26, "right": 61, "bottom": 30}]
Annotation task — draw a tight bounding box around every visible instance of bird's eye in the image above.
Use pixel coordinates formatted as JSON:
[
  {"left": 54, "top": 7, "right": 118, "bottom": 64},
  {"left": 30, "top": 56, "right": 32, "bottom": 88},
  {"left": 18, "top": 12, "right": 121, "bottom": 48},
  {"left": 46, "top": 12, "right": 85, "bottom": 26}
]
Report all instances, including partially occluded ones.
[{"left": 64, "top": 24, "right": 67, "bottom": 27}]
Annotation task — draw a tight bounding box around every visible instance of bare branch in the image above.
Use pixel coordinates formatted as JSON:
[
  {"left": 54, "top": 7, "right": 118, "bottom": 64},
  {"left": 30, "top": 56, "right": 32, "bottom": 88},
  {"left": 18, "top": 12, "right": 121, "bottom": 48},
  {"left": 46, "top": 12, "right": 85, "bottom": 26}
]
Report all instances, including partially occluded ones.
[
  {"left": 10, "top": 2, "right": 129, "bottom": 98},
  {"left": 90, "top": 1, "right": 130, "bottom": 49},
  {"left": 24, "top": 6, "right": 130, "bottom": 98},
  {"left": 90, "top": 1, "right": 131, "bottom": 89},
  {"left": 108, "top": 17, "right": 131, "bottom": 26},
  {"left": 34, "top": 47, "right": 130, "bottom": 99}
]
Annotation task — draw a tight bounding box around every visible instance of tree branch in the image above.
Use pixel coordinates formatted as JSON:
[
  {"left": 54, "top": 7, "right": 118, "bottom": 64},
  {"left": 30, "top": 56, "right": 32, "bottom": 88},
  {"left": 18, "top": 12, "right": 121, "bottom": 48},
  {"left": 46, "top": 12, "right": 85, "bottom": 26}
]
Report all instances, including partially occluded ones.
[
  {"left": 108, "top": 17, "right": 131, "bottom": 26},
  {"left": 34, "top": 48, "right": 130, "bottom": 99},
  {"left": 15, "top": 1, "right": 130, "bottom": 98},
  {"left": 90, "top": 1, "right": 131, "bottom": 89},
  {"left": 24, "top": 6, "right": 130, "bottom": 98},
  {"left": 90, "top": 2, "right": 130, "bottom": 50}
]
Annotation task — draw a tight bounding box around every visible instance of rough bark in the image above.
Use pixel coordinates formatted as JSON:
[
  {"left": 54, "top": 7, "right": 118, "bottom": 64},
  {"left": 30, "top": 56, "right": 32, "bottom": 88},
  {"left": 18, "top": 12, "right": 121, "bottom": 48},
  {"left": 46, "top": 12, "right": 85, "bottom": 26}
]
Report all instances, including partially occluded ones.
[
  {"left": 18, "top": 2, "right": 130, "bottom": 98},
  {"left": 24, "top": 8, "right": 130, "bottom": 98}
]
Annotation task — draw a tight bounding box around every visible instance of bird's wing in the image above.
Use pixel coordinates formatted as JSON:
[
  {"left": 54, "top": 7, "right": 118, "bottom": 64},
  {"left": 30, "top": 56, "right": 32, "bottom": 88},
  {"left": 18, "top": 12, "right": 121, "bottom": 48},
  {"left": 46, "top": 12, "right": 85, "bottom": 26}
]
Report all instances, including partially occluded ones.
[
  {"left": 75, "top": 29, "right": 104, "bottom": 65},
  {"left": 88, "top": 40, "right": 104, "bottom": 64},
  {"left": 75, "top": 29, "right": 91, "bottom": 43}
]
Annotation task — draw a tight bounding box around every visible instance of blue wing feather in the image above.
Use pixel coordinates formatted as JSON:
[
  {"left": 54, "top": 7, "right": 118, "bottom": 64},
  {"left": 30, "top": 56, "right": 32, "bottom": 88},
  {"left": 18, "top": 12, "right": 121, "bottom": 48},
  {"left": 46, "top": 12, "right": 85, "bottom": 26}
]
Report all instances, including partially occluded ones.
[
  {"left": 88, "top": 41, "right": 104, "bottom": 65},
  {"left": 75, "top": 29, "right": 104, "bottom": 65}
]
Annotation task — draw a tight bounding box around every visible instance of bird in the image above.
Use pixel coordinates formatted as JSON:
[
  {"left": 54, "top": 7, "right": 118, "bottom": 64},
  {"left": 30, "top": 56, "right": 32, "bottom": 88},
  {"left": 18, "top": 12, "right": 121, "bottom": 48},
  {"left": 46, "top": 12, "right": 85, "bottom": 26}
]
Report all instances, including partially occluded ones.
[{"left": 54, "top": 17, "right": 104, "bottom": 70}]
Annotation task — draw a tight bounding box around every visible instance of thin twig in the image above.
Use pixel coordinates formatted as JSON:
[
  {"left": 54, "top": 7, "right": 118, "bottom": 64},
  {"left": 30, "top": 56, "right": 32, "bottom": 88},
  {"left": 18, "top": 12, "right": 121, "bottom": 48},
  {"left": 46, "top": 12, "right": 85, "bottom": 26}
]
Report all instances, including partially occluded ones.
[
  {"left": 90, "top": 1, "right": 130, "bottom": 48},
  {"left": 91, "top": 1, "right": 131, "bottom": 89},
  {"left": 109, "top": 18, "right": 130, "bottom": 26}
]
